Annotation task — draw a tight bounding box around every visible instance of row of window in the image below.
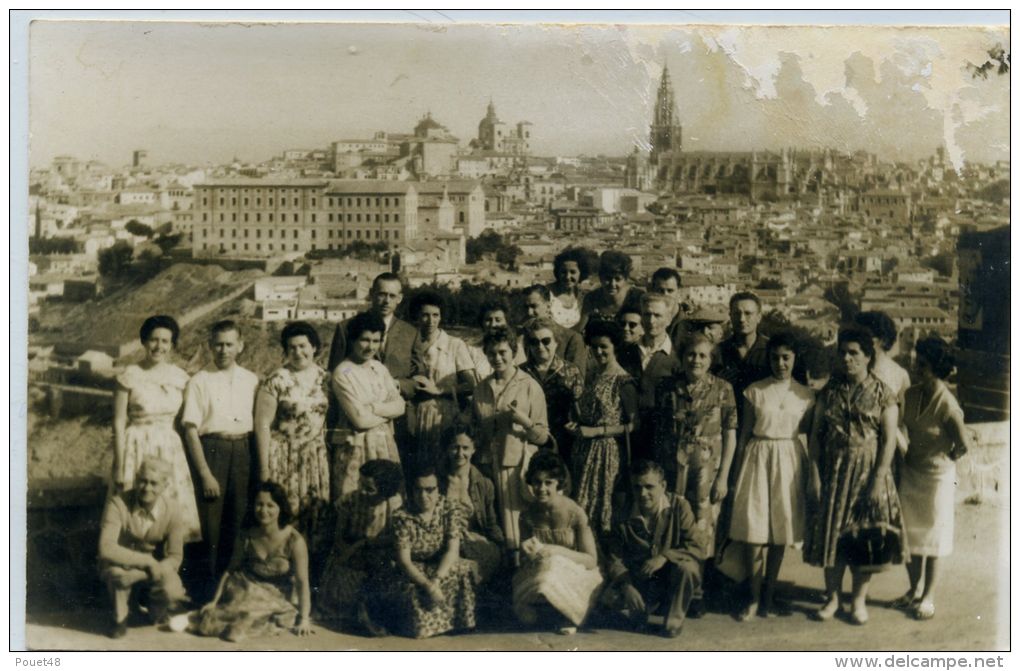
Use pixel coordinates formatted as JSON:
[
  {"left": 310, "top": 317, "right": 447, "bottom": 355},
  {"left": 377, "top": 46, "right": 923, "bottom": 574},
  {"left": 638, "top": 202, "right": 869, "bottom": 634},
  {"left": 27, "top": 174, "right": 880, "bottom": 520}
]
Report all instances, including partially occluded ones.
[
  {"left": 203, "top": 212, "right": 318, "bottom": 223},
  {"left": 202, "top": 240, "right": 398, "bottom": 253},
  {"left": 201, "top": 227, "right": 402, "bottom": 241}
]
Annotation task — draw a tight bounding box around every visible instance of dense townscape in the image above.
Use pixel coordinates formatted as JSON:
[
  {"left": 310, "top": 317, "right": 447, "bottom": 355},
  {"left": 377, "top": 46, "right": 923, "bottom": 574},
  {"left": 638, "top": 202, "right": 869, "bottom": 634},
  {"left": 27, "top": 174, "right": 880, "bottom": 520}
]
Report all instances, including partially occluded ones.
[{"left": 25, "top": 66, "right": 1008, "bottom": 648}]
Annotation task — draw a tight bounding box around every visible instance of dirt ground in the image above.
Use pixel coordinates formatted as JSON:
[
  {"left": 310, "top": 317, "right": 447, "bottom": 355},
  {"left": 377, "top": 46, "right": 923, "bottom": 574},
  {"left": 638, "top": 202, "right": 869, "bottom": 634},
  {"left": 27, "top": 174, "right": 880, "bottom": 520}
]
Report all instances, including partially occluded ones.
[{"left": 22, "top": 500, "right": 1007, "bottom": 652}]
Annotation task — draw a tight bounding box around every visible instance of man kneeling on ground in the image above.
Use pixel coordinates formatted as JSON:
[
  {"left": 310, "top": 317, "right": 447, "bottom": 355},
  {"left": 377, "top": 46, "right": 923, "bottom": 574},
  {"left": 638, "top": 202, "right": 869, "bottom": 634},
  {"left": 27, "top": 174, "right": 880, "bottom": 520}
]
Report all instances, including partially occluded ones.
[
  {"left": 98, "top": 457, "right": 188, "bottom": 638},
  {"left": 600, "top": 460, "right": 708, "bottom": 638}
]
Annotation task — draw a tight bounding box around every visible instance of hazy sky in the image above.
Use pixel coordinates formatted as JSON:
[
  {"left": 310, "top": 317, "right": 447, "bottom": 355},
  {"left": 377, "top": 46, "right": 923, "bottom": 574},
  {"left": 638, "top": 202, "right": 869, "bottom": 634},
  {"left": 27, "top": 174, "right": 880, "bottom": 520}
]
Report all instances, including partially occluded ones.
[{"left": 29, "top": 20, "right": 1009, "bottom": 168}]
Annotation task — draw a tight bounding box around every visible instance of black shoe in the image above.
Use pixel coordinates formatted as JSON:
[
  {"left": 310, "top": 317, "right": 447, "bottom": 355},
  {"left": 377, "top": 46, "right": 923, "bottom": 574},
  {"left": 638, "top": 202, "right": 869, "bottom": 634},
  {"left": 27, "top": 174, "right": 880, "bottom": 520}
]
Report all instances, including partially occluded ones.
[
  {"left": 687, "top": 599, "right": 706, "bottom": 619},
  {"left": 109, "top": 620, "right": 128, "bottom": 639}
]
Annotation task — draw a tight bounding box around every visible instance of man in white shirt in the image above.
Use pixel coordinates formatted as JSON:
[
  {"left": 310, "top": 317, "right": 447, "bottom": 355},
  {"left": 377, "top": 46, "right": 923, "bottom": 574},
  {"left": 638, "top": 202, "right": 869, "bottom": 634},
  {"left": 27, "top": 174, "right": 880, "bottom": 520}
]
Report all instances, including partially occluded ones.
[{"left": 182, "top": 320, "right": 259, "bottom": 603}]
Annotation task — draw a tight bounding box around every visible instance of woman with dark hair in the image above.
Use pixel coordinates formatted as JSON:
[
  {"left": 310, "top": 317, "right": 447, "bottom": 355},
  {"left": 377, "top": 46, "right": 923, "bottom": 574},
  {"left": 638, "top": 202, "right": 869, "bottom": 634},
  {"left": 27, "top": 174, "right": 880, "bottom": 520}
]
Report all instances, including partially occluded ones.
[
  {"left": 895, "top": 337, "right": 973, "bottom": 621},
  {"left": 471, "top": 326, "right": 549, "bottom": 551},
  {"left": 512, "top": 451, "right": 602, "bottom": 635},
  {"left": 520, "top": 317, "right": 585, "bottom": 466},
  {"left": 578, "top": 250, "right": 644, "bottom": 331},
  {"left": 549, "top": 247, "right": 592, "bottom": 329},
  {"left": 112, "top": 315, "right": 200, "bottom": 542},
  {"left": 855, "top": 311, "right": 911, "bottom": 455},
  {"left": 330, "top": 312, "right": 406, "bottom": 498},
  {"left": 804, "top": 327, "right": 905, "bottom": 625},
  {"left": 388, "top": 465, "right": 478, "bottom": 638},
  {"left": 192, "top": 481, "right": 314, "bottom": 641},
  {"left": 254, "top": 321, "right": 330, "bottom": 519},
  {"left": 318, "top": 459, "right": 404, "bottom": 635},
  {"left": 568, "top": 319, "right": 638, "bottom": 537},
  {"left": 439, "top": 425, "right": 505, "bottom": 583},
  {"left": 407, "top": 290, "right": 475, "bottom": 471},
  {"left": 466, "top": 297, "right": 525, "bottom": 379},
  {"left": 728, "top": 332, "right": 815, "bottom": 620}
]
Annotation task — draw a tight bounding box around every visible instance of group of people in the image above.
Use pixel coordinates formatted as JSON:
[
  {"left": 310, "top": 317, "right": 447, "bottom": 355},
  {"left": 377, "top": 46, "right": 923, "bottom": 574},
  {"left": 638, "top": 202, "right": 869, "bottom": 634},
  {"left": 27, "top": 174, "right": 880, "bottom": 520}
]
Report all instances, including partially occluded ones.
[{"left": 97, "top": 247, "right": 973, "bottom": 643}]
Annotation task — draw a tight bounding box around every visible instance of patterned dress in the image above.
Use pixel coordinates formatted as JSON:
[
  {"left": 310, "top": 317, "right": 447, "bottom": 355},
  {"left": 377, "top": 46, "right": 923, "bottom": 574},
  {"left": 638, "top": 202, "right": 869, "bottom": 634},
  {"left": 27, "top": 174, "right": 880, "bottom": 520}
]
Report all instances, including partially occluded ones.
[
  {"left": 653, "top": 371, "right": 737, "bottom": 552},
  {"left": 512, "top": 499, "right": 603, "bottom": 626},
  {"left": 804, "top": 374, "right": 906, "bottom": 568},
  {"left": 192, "top": 527, "right": 302, "bottom": 641},
  {"left": 330, "top": 359, "right": 403, "bottom": 499},
  {"left": 261, "top": 366, "right": 331, "bottom": 514},
  {"left": 549, "top": 290, "right": 582, "bottom": 330},
  {"left": 573, "top": 367, "right": 637, "bottom": 536},
  {"left": 522, "top": 357, "right": 584, "bottom": 465},
  {"left": 114, "top": 363, "right": 200, "bottom": 543},
  {"left": 317, "top": 491, "right": 402, "bottom": 626},
  {"left": 389, "top": 497, "right": 479, "bottom": 638},
  {"left": 409, "top": 330, "right": 474, "bottom": 471}
]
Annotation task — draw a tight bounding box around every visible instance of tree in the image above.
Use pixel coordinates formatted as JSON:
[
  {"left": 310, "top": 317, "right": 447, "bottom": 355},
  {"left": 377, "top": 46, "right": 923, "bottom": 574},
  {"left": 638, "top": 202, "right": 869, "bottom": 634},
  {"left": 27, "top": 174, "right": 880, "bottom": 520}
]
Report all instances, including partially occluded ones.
[
  {"left": 124, "top": 220, "right": 154, "bottom": 238},
  {"left": 98, "top": 242, "right": 134, "bottom": 278},
  {"left": 495, "top": 244, "right": 522, "bottom": 271},
  {"left": 824, "top": 283, "right": 859, "bottom": 324},
  {"left": 466, "top": 229, "right": 503, "bottom": 263}
]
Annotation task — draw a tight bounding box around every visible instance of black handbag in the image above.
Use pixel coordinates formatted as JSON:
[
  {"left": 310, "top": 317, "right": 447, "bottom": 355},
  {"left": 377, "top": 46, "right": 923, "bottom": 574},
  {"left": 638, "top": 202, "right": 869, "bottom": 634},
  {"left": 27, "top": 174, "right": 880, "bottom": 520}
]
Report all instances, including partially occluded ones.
[{"left": 837, "top": 501, "right": 904, "bottom": 573}]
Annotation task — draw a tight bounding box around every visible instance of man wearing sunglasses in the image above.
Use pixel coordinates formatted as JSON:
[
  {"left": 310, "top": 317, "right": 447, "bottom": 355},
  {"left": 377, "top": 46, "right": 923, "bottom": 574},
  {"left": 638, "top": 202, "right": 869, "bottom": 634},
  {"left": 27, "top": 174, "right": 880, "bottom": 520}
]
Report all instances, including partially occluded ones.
[{"left": 521, "top": 284, "right": 588, "bottom": 374}]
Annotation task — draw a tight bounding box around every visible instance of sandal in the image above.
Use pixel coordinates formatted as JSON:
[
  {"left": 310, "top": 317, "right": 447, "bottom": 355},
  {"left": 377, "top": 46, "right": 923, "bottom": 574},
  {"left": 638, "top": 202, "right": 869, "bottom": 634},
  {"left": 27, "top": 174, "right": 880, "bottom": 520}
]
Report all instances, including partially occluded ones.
[
  {"left": 914, "top": 601, "right": 935, "bottom": 621},
  {"left": 849, "top": 607, "right": 869, "bottom": 626},
  {"left": 891, "top": 592, "right": 920, "bottom": 610},
  {"left": 813, "top": 597, "right": 840, "bottom": 622}
]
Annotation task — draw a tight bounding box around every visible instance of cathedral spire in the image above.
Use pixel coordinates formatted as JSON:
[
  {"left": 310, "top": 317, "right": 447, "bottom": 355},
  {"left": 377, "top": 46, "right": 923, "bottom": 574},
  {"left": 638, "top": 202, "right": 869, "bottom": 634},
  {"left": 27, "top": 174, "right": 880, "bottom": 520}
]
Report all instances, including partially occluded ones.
[{"left": 650, "top": 64, "right": 682, "bottom": 162}]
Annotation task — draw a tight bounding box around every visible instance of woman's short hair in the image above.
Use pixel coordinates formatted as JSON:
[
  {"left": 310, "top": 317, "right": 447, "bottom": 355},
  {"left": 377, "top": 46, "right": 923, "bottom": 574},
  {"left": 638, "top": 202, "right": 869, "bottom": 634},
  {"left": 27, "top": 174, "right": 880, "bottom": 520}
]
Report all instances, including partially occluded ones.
[
  {"left": 410, "top": 464, "right": 439, "bottom": 487},
  {"left": 802, "top": 345, "right": 835, "bottom": 380},
  {"left": 525, "top": 450, "right": 571, "bottom": 496},
  {"left": 915, "top": 336, "right": 956, "bottom": 379},
  {"left": 346, "top": 311, "right": 386, "bottom": 342},
  {"left": 854, "top": 311, "right": 898, "bottom": 352},
  {"left": 253, "top": 481, "right": 293, "bottom": 528},
  {"left": 140, "top": 315, "right": 180, "bottom": 346},
  {"left": 584, "top": 318, "right": 623, "bottom": 350},
  {"left": 681, "top": 332, "right": 714, "bottom": 354},
  {"left": 522, "top": 317, "right": 558, "bottom": 341},
  {"left": 280, "top": 321, "right": 320, "bottom": 353},
  {"left": 598, "top": 250, "right": 633, "bottom": 279},
  {"left": 477, "top": 297, "right": 511, "bottom": 327},
  {"left": 482, "top": 325, "right": 518, "bottom": 354},
  {"left": 409, "top": 290, "right": 446, "bottom": 321},
  {"left": 442, "top": 422, "right": 475, "bottom": 447},
  {"left": 838, "top": 326, "right": 877, "bottom": 368},
  {"left": 359, "top": 459, "right": 405, "bottom": 500},
  {"left": 553, "top": 247, "right": 592, "bottom": 282},
  {"left": 766, "top": 331, "right": 800, "bottom": 357}
]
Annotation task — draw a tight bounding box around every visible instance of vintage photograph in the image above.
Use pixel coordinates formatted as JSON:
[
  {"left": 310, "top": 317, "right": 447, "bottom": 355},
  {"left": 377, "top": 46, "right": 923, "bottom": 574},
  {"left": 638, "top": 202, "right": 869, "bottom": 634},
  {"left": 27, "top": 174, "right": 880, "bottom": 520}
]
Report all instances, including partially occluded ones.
[{"left": 20, "top": 12, "right": 1009, "bottom": 652}]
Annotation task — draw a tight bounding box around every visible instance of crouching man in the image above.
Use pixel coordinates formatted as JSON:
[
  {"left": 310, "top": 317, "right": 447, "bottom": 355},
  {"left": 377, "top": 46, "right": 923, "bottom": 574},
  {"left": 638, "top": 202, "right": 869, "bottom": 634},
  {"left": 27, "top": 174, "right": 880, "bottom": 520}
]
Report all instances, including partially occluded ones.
[
  {"left": 600, "top": 460, "right": 708, "bottom": 638},
  {"left": 98, "top": 458, "right": 188, "bottom": 638}
]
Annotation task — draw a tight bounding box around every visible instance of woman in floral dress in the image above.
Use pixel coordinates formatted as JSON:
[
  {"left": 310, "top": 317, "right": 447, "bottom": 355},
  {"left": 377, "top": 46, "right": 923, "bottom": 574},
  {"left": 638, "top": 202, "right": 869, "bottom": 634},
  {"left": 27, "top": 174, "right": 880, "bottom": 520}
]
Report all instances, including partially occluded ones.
[
  {"left": 330, "top": 312, "right": 406, "bottom": 498},
  {"left": 388, "top": 466, "right": 478, "bottom": 639},
  {"left": 112, "top": 315, "right": 200, "bottom": 542},
  {"left": 805, "top": 326, "right": 905, "bottom": 626},
  {"left": 407, "top": 290, "right": 475, "bottom": 471},
  {"left": 317, "top": 459, "right": 404, "bottom": 635},
  {"left": 568, "top": 319, "right": 638, "bottom": 538},
  {"left": 192, "top": 482, "right": 314, "bottom": 641},
  {"left": 254, "top": 321, "right": 330, "bottom": 521}
]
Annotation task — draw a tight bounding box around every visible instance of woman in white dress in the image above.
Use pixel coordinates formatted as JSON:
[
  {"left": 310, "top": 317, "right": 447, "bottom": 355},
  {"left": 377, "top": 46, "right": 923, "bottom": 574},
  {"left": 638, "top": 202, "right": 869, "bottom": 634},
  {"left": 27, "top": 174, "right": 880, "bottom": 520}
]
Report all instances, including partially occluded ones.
[
  {"left": 895, "top": 337, "right": 973, "bottom": 621},
  {"left": 112, "top": 315, "right": 200, "bottom": 542},
  {"left": 330, "top": 312, "right": 406, "bottom": 498},
  {"left": 728, "top": 332, "right": 814, "bottom": 620},
  {"left": 407, "top": 290, "right": 475, "bottom": 471},
  {"left": 513, "top": 451, "right": 602, "bottom": 635},
  {"left": 548, "top": 247, "right": 592, "bottom": 330}
]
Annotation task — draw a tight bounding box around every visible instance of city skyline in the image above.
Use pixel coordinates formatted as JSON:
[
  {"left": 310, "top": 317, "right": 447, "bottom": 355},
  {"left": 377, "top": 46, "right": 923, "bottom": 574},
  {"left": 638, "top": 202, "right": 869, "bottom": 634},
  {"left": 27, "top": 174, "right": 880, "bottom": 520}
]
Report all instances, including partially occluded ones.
[{"left": 30, "top": 21, "right": 1009, "bottom": 169}]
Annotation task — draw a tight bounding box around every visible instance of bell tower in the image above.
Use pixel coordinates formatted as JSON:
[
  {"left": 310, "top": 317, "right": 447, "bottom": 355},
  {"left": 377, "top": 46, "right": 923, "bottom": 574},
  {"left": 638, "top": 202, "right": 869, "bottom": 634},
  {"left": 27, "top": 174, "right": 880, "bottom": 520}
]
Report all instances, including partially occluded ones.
[{"left": 650, "top": 65, "right": 682, "bottom": 163}]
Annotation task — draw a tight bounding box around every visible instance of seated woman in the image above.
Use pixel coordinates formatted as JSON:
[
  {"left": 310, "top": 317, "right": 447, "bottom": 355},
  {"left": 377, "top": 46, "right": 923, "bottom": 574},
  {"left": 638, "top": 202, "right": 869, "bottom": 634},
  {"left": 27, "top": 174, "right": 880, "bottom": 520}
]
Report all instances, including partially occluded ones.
[
  {"left": 439, "top": 425, "right": 505, "bottom": 583},
  {"left": 317, "top": 459, "right": 405, "bottom": 635},
  {"left": 191, "top": 482, "right": 314, "bottom": 641},
  {"left": 388, "top": 466, "right": 479, "bottom": 639},
  {"left": 512, "top": 451, "right": 603, "bottom": 635}
]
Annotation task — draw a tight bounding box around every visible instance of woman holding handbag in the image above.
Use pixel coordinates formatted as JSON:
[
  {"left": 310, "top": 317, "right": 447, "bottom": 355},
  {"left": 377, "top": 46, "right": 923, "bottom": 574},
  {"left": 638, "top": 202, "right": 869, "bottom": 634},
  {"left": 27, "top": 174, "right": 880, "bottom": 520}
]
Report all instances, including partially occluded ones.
[{"left": 804, "top": 326, "right": 906, "bottom": 626}]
